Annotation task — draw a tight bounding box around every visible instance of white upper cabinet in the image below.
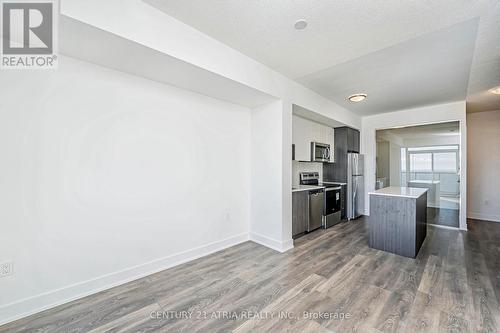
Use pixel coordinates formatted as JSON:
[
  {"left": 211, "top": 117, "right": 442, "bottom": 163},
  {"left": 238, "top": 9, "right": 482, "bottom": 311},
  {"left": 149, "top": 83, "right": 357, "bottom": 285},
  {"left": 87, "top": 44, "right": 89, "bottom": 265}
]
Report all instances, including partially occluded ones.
[{"left": 292, "top": 115, "right": 335, "bottom": 162}]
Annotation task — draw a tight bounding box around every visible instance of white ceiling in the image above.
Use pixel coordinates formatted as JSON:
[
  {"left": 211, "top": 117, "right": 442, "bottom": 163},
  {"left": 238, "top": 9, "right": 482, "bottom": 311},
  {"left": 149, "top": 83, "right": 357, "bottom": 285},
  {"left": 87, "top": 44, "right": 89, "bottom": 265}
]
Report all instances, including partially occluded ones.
[
  {"left": 144, "top": 0, "right": 500, "bottom": 115},
  {"left": 377, "top": 122, "right": 460, "bottom": 141},
  {"left": 466, "top": 4, "right": 500, "bottom": 113},
  {"left": 299, "top": 20, "right": 478, "bottom": 115},
  {"left": 58, "top": 17, "right": 276, "bottom": 108}
]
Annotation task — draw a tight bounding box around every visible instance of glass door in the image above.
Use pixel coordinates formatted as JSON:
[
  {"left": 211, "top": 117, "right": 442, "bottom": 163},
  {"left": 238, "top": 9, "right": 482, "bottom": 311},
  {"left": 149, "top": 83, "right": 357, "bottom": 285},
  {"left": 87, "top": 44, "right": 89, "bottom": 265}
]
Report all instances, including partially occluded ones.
[{"left": 402, "top": 145, "right": 460, "bottom": 211}]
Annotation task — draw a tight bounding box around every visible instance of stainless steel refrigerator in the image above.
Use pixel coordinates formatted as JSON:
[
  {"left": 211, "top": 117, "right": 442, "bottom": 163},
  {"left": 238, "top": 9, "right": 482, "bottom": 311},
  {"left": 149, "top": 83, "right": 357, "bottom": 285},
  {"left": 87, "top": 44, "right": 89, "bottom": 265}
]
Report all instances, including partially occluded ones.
[{"left": 347, "top": 153, "right": 364, "bottom": 220}]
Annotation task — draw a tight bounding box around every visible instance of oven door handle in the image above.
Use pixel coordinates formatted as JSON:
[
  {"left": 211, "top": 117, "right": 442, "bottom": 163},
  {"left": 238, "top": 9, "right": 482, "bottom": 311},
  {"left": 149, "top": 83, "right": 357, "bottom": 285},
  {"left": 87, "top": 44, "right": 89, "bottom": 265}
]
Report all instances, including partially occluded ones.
[{"left": 324, "top": 187, "right": 341, "bottom": 191}]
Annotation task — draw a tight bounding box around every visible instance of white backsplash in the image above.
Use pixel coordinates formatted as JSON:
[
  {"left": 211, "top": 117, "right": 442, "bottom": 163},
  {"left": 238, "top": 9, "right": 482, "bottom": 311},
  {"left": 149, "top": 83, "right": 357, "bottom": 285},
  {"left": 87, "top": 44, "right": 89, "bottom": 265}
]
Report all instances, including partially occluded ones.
[{"left": 292, "top": 161, "right": 323, "bottom": 186}]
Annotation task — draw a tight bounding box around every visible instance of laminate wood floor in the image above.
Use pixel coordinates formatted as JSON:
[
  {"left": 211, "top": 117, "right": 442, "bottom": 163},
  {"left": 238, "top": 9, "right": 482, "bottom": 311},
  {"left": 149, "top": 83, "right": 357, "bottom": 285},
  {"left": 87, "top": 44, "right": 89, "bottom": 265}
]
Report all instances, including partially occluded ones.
[
  {"left": 428, "top": 207, "right": 459, "bottom": 228},
  {"left": 1, "top": 218, "right": 499, "bottom": 333}
]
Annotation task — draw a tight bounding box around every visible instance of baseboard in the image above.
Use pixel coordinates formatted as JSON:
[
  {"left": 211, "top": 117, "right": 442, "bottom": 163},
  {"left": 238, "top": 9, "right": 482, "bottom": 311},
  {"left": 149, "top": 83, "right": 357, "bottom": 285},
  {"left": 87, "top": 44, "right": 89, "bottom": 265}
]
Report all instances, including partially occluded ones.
[
  {"left": 0, "top": 233, "right": 249, "bottom": 327},
  {"left": 280, "top": 239, "right": 294, "bottom": 252},
  {"left": 249, "top": 232, "right": 294, "bottom": 253},
  {"left": 428, "top": 223, "right": 460, "bottom": 230},
  {"left": 468, "top": 212, "right": 500, "bottom": 223}
]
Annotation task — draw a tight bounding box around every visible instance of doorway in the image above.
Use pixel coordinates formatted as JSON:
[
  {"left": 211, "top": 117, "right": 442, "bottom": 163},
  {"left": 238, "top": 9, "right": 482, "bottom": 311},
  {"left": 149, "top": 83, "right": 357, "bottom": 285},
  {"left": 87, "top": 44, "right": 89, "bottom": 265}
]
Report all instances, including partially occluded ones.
[{"left": 376, "top": 122, "right": 460, "bottom": 228}]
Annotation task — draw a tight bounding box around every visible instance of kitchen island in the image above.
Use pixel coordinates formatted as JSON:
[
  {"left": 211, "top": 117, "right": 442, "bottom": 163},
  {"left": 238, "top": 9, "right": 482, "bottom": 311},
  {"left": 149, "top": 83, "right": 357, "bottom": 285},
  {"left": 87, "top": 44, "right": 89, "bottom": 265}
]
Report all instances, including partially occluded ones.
[{"left": 369, "top": 187, "right": 428, "bottom": 258}]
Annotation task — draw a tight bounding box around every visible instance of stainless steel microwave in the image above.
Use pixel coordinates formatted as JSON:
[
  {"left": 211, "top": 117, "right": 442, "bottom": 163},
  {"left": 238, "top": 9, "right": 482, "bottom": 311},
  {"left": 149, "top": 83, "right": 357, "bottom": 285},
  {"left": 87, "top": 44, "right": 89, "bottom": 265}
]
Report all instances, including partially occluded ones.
[{"left": 311, "top": 142, "right": 332, "bottom": 162}]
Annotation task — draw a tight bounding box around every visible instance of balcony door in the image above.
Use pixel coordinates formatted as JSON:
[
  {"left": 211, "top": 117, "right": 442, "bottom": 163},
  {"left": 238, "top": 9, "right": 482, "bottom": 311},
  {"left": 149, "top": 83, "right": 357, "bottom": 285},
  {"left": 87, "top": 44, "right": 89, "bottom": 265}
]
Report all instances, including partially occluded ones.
[{"left": 401, "top": 145, "right": 460, "bottom": 210}]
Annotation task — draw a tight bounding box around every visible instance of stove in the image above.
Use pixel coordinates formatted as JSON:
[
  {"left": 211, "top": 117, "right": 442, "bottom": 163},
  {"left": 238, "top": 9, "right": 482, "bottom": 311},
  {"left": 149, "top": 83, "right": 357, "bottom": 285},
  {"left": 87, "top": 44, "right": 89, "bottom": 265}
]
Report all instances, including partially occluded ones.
[
  {"left": 299, "top": 172, "right": 342, "bottom": 228},
  {"left": 299, "top": 172, "right": 321, "bottom": 186}
]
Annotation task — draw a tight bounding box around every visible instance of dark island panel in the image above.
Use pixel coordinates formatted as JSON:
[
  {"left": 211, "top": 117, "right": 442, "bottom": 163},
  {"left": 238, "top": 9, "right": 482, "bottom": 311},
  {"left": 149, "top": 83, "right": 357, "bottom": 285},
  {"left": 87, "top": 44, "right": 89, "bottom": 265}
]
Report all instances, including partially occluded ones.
[{"left": 369, "top": 190, "right": 427, "bottom": 258}]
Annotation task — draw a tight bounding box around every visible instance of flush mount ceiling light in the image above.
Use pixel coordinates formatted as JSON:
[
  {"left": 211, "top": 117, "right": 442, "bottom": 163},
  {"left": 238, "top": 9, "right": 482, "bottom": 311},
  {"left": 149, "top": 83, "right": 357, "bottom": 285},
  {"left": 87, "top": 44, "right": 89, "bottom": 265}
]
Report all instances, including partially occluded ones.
[
  {"left": 348, "top": 93, "right": 367, "bottom": 102},
  {"left": 489, "top": 86, "right": 500, "bottom": 95},
  {"left": 294, "top": 19, "right": 308, "bottom": 30}
]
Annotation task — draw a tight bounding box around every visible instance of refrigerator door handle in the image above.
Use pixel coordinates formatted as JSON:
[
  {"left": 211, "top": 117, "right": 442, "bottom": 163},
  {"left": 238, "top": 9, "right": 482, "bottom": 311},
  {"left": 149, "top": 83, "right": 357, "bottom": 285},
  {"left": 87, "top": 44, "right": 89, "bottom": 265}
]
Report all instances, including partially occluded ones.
[{"left": 352, "top": 177, "right": 357, "bottom": 218}]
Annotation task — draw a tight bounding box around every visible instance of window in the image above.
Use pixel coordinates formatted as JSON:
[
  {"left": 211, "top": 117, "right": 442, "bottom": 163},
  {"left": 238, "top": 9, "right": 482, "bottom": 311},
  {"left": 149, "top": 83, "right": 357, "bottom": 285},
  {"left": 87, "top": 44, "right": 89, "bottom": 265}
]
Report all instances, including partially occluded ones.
[
  {"left": 404, "top": 145, "right": 459, "bottom": 174},
  {"left": 433, "top": 152, "right": 457, "bottom": 172},
  {"left": 398, "top": 145, "right": 460, "bottom": 196},
  {"left": 410, "top": 153, "right": 432, "bottom": 172},
  {"left": 401, "top": 148, "right": 406, "bottom": 172}
]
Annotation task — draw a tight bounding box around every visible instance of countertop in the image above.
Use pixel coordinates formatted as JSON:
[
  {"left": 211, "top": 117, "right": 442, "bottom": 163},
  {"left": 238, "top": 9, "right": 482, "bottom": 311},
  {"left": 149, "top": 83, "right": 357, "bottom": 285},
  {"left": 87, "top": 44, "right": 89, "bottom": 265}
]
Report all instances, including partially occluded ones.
[
  {"left": 369, "top": 186, "right": 428, "bottom": 198},
  {"left": 292, "top": 185, "right": 325, "bottom": 193},
  {"left": 407, "top": 180, "right": 441, "bottom": 184}
]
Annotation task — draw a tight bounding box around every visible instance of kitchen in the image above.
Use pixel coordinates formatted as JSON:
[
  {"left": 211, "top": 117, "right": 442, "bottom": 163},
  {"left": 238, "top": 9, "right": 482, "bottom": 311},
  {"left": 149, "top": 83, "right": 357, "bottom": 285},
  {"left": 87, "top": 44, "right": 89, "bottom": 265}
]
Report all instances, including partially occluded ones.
[
  {"left": 292, "top": 112, "right": 363, "bottom": 239},
  {"left": 2, "top": 1, "right": 500, "bottom": 331},
  {"left": 292, "top": 112, "right": 441, "bottom": 259}
]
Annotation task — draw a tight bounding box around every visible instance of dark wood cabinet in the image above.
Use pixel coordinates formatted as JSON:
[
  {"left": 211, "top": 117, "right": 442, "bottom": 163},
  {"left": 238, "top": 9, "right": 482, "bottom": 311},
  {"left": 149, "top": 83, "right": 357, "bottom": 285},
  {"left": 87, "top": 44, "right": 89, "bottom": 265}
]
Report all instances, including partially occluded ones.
[
  {"left": 351, "top": 129, "right": 360, "bottom": 153},
  {"left": 369, "top": 192, "right": 427, "bottom": 258},
  {"left": 345, "top": 127, "right": 360, "bottom": 153},
  {"left": 324, "top": 126, "right": 360, "bottom": 183},
  {"left": 292, "top": 191, "right": 308, "bottom": 238}
]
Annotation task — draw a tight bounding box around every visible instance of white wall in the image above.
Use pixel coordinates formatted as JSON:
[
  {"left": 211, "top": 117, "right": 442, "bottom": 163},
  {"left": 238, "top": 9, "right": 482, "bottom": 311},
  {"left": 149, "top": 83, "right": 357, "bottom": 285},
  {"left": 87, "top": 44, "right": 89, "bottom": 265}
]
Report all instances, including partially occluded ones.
[
  {"left": 389, "top": 142, "right": 402, "bottom": 186},
  {"left": 0, "top": 56, "right": 252, "bottom": 324},
  {"left": 403, "top": 136, "right": 460, "bottom": 147},
  {"left": 57, "top": 0, "right": 361, "bottom": 256},
  {"left": 375, "top": 131, "right": 402, "bottom": 187},
  {"left": 250, "top": 101, "right": 293, "bottom": 252},
  {"left": 467, "top": 110, "right": 500, "bottom": 222},
  {"left": 282, "top": 102, "right": 293, "bottom": 250},
  {"left": 376, "top": 139, "right": 401, "bottom": 187},
  {"left": 376, "top": 141, "right": 391, "bottom": 184},
  {"left": 361, "top": 101, "right": 467, "bottom": 229},
  {"left": 376, "top": 141, "right": 401, "bottom": 186},
  {"left": 58, "top": 0, "right": 358, "bottom": 259}
]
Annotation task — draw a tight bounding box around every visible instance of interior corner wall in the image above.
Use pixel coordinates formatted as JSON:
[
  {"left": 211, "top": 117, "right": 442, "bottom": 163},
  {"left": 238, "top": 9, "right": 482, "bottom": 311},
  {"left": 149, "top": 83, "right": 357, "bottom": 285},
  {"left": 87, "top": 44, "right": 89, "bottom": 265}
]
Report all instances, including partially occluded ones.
[
  {"left": 376, "top": 141, "right": 391, "bottom": 183},
  {"left": 467, "top": 110, "right": 500, "bottom": 222},
  {"left": 0, "top": 56, "right": 252, "bottom": 325},
  {"left": 281, "top": 102, "right": 293, "bottom": 248},
  {"left": 389, "top": 142, "right": 402, "bottom": 187},
  {"left": 361, "top": 101, "right": 467, "bottom": 230},
  {"left": 250, "top": 100, "right": 293, "bottom": 252}
]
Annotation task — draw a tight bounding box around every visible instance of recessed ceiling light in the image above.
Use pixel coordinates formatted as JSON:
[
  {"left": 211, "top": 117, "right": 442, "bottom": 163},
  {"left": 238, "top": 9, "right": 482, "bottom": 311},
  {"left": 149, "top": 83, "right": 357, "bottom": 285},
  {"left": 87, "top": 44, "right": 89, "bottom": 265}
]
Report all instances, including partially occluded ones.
[
  {"left": 294, "top": 19, "right": 308, "bottom": 30},
  {"left": 489, "top": 86, "right": 500, "bottom": 95},
  {"left": 348, "top": 93, "right": 367, "bottom": 102}
]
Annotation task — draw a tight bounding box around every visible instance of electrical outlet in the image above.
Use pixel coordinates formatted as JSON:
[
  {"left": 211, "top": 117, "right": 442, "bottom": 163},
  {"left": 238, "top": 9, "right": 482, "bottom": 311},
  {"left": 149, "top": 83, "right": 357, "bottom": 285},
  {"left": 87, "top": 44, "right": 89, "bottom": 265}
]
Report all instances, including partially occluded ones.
[{"left": 0, "top": 262, "right": 13, "bottom": 277}]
